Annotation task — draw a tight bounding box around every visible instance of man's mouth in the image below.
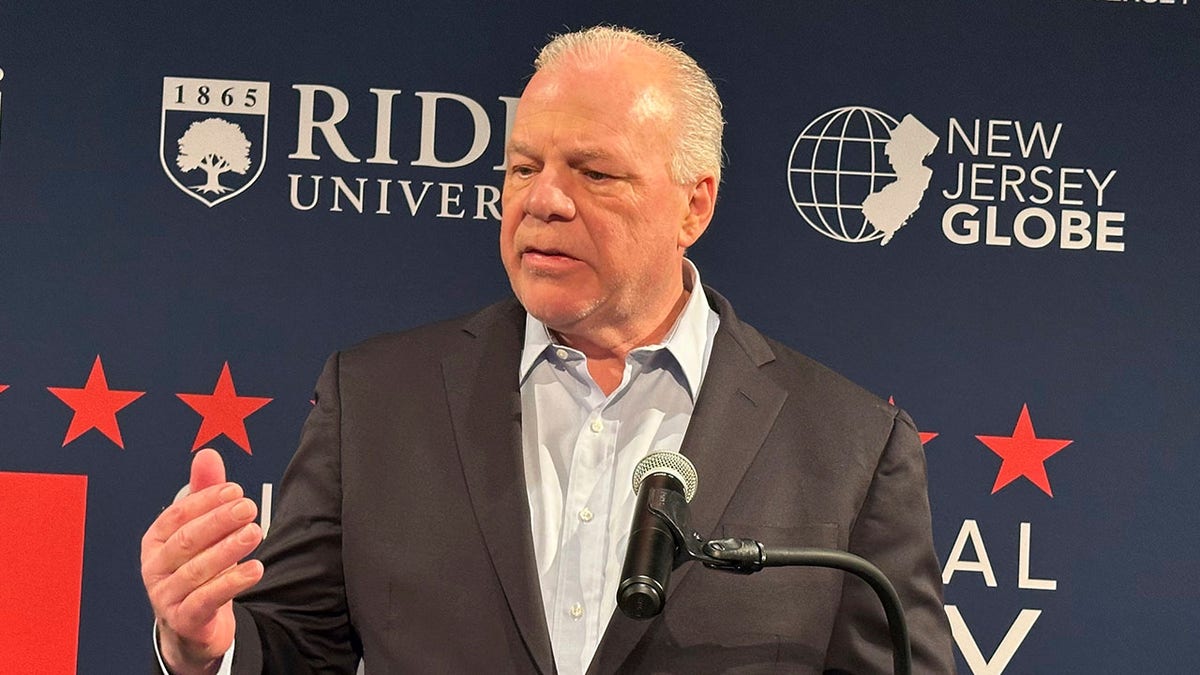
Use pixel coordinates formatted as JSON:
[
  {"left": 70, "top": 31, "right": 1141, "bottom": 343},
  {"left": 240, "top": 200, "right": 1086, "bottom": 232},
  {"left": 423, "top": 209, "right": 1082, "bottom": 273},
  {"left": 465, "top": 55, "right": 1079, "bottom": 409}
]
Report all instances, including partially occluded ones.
[
  {"left": 520, "top": 246, "right": 582, "bottom": 271},
  {"left": 523, "top": 246, "right": 575, "bottom": 259}
]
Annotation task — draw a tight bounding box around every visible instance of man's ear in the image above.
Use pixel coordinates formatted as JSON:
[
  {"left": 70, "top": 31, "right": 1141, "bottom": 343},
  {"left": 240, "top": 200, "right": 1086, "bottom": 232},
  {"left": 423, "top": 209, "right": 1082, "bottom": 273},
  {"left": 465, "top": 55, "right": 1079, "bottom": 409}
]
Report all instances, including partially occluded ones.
[{"left": 678, "top": 174, "right": 717, "bottom": 248}]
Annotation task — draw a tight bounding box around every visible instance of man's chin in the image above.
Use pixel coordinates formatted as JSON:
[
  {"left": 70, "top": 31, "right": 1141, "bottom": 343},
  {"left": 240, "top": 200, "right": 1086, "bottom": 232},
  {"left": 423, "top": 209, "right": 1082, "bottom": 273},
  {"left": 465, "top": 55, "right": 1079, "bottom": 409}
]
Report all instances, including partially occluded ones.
[
  {"left": 517, "top": 295, "right": 598, "bottom": 334},
  {"left": 523, "top": 305, "right": 588, "bottom": 332}
]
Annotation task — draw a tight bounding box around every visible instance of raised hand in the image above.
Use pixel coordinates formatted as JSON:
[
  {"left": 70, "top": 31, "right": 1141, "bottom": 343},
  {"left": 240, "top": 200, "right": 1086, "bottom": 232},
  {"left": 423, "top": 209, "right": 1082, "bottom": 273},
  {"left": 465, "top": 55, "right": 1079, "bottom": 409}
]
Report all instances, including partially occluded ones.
[{"left": 141, "top": 449, "right": 264, "bottom": 674}]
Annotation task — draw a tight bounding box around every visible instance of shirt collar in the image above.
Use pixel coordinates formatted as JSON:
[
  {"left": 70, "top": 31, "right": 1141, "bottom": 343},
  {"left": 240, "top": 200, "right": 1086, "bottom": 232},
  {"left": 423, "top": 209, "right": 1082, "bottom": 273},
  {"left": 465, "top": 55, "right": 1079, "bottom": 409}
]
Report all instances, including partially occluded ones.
[{"left": 519, "top": 259, "right": 713, "bottom": 398}]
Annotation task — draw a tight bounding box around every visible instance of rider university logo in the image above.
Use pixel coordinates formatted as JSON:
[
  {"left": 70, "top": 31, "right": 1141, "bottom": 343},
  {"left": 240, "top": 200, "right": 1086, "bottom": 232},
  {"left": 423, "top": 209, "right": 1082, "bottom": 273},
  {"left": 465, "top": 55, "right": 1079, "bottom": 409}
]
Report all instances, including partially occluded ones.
[
  {"left": 160, "top": 77, "right": 270, "bottom": 207},
  {"left": 787, "top": 106, "right": 938, "bottom": 246}
]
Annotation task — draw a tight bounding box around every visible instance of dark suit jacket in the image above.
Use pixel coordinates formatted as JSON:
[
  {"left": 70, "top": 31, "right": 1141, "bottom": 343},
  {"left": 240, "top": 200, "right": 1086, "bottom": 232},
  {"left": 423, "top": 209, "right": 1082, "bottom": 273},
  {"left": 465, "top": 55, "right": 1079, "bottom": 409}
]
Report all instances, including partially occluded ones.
[{"left": 229, "top": 290, "right": 955, "bottom": 674}]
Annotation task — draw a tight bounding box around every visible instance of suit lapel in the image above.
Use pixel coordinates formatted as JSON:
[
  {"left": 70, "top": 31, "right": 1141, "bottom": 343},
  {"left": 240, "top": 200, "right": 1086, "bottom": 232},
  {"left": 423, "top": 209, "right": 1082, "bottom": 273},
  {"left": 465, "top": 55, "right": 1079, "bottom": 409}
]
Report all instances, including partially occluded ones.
[
  {"left": 589, "top": 291, "right": 788, "bottom": 674},
  {"left": 442, "top": 301, "right": 556, "bottom": 675}
]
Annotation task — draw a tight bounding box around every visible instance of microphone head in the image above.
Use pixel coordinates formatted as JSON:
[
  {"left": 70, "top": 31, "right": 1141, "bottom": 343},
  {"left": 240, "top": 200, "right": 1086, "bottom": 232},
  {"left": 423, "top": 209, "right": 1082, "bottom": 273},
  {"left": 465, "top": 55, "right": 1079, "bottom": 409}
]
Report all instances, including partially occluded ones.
[{"left": 632, "top": 451, "right": 698, "bottom": 503}]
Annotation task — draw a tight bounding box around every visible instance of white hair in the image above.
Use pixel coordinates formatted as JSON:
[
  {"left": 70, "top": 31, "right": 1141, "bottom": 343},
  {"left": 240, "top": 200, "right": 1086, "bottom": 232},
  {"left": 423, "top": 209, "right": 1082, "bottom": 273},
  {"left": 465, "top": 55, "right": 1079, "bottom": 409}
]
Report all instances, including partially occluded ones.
[{"left": 534, "top": 26, "right": 725, "bottom": 184}]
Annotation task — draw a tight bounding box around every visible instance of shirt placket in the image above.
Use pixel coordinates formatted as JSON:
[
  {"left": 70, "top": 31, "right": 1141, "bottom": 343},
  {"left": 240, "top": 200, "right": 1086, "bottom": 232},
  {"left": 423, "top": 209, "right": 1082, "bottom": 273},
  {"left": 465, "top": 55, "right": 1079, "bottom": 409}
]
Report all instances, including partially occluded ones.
[{"left": 546, "top": 355, "right": 604, "bottom": 673}]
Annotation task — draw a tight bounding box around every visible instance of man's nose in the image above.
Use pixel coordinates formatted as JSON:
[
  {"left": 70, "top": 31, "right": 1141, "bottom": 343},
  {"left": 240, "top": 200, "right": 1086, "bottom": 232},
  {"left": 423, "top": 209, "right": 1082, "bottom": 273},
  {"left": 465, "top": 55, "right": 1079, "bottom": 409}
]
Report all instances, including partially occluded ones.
[{"left": 524, "top": 169, "right": 576, "bottom": 222}]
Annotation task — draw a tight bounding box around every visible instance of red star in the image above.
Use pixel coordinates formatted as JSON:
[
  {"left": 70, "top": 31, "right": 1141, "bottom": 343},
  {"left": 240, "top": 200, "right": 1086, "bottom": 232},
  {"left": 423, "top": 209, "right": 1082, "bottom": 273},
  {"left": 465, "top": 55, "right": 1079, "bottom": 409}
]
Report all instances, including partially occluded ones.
[
  {"left": 889, "top": 396, "right": 938, "bottom": 445},
  {"left": 177, "top": 362, "right": 272, "bottom": 455},
  {"left": 977, "top": 404, "right": 1073, "bottom": 497},
  {"left": 47, "top": 356, "right": 145, "bottom": 448}
]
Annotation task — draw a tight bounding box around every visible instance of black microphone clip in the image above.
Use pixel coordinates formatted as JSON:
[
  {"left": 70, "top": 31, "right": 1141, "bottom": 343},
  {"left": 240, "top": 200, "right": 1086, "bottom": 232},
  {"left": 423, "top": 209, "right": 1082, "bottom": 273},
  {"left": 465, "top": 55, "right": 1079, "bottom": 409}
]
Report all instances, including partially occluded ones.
[{"left": 643, "top": 494, "right": 765, "bottom": 575}]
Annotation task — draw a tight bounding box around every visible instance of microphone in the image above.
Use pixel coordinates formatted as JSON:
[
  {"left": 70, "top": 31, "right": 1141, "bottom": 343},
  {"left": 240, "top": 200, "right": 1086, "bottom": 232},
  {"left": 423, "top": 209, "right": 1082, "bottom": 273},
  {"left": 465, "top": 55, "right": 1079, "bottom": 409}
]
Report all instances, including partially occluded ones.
[
  {"left": 617, "top": 451, "right": 698, "bottom": 620},
  {"left": 612, "top": 455, "right": 914, "bottom": 673}
]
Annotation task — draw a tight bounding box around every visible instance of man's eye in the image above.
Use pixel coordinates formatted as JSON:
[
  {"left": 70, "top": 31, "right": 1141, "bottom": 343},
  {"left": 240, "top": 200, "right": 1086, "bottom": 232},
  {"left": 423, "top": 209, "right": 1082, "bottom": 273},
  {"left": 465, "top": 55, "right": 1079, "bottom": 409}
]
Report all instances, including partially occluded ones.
[
  {"left": 583, "top": 170, "right": 611, "bottom": 181},
  {"left": 510, "top": 165, "right": 536, "bottom": 178}
]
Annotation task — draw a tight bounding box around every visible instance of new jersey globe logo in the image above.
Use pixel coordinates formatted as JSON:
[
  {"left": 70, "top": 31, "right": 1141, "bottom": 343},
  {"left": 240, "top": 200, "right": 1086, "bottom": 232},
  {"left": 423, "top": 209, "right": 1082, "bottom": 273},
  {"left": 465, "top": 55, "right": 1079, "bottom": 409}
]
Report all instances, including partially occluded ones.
[{"left": 787, "top": 106, "right": 939, "bottom": 246}]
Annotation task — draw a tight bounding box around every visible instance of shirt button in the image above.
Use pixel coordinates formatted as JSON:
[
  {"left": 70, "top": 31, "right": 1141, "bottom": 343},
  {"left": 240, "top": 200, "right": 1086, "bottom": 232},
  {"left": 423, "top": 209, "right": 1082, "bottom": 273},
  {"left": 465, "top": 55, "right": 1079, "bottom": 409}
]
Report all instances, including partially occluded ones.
[
  {"left": 579, "top": 507, "right": 594, "bottom": 522},
  {"left": 569, "top": 602, "right": 584, "bottom": 619},
  {"left": 589, "top": 419, "right": 603, "bottom": 433},
  {"left": 555, "top": 348, "right": 569, "bottom": 360}
]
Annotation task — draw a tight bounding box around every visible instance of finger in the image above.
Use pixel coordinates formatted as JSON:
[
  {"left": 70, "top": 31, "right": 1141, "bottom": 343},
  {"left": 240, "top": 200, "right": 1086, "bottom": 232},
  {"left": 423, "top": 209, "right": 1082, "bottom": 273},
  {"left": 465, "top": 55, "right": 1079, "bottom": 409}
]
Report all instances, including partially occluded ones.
[
  {"left": 147, "top": 496, "right": 258, "bottom": 576},
  {"left": 143, "top": 482, "right": 243, "bottom": 553},
  {"left": 169, "top": 559, "right": 264, "bottom": 636},
  {"left": 154, "top": 522, "right": 264, "bottom": 610},
  {"left": 189, "top": 448, "right": 227, "bottom": 495}
]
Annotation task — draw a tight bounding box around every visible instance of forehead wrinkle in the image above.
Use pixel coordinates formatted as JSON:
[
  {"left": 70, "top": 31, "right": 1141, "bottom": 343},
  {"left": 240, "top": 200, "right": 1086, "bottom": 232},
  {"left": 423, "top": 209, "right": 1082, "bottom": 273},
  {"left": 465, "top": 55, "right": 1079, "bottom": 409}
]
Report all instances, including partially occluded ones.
[
  {"left": 567, "top": 146, "right": 613, "bottom": 162},
  {"left": 508, "top": 136, "right": 615, "bottom": 158},
  {"left": 509, "top": 55, "right": 674, "bottom": 173},
  {"left": 508, "top": 110, "right": 632, "bottom": 161},
  {"left": 508, "top": 138, "right": 536, "bottom": 157}
]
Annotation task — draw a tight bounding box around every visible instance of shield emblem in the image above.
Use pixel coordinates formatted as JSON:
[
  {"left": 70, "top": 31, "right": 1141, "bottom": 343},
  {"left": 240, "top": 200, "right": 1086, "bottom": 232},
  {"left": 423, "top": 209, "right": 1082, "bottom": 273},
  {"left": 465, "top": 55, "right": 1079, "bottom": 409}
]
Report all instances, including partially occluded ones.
[{"left": 160, "top": 77, "right": 270, "bottom": 207}]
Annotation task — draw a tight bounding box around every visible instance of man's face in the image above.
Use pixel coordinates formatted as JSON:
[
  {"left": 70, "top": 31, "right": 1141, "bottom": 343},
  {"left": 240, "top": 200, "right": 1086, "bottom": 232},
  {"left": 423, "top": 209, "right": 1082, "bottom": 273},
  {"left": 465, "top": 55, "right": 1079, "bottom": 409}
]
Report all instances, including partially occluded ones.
[{"left": 500, "top": 49, "right": 713, "bottom": 343}]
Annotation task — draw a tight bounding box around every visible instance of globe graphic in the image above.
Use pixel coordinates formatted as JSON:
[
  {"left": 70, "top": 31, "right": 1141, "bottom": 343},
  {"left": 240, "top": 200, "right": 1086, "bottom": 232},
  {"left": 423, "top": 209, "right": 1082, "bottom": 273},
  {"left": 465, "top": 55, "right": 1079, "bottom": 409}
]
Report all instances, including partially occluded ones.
[{"left": 787, "top": 106, "right": 900, "bottom": 243}]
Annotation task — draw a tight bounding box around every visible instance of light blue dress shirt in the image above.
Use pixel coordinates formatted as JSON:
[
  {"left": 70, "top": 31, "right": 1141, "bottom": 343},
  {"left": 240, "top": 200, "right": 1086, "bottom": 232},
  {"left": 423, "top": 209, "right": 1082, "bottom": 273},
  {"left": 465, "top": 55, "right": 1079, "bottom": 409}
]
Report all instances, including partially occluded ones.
[{"left": 519, "top": 260, "right": 719, "bottom": 675}]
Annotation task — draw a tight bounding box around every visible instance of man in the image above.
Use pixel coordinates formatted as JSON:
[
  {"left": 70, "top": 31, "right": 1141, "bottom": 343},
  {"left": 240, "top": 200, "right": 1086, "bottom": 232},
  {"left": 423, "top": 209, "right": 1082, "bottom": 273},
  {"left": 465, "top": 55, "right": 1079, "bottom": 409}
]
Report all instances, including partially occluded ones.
[{"left": 142, "top": 26, "right": 955, "bottom": 674}]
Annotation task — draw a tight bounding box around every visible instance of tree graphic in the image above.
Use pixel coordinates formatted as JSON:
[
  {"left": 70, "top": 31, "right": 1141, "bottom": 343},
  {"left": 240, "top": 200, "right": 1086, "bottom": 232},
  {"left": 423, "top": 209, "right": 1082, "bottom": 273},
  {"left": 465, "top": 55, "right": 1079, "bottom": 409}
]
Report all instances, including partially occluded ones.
[{"left": 175, "top": 118, "right": 251, "bottom": 194}]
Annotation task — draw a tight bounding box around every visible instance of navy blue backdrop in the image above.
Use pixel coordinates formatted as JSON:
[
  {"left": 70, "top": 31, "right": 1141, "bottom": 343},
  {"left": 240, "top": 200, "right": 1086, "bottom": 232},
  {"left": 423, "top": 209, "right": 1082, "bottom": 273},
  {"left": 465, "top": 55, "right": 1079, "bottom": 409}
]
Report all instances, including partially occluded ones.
[{"left": 1, "top": 1, "right": 1197, "bottom": 672}]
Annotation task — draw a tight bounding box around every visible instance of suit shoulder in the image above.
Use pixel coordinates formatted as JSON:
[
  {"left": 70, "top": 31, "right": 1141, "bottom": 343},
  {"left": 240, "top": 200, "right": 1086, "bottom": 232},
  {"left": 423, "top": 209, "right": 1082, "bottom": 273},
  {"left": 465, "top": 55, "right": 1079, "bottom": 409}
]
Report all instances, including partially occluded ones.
[
  {"left": 750, "top": 331, "right": 920, "bottom": 479},
  {"left": 706, "top": 287, "right": 903, "bottom": 430},
  {"left": 757, "top": 330, "right": 903, "bottom": 428}
]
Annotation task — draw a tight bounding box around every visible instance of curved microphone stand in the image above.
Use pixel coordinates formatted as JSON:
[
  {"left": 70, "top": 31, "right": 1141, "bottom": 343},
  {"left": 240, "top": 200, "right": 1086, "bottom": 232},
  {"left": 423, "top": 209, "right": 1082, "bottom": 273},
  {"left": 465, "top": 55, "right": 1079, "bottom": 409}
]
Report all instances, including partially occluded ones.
[{"left": 643, "top": 486, "right": 912, "bottom": 675}]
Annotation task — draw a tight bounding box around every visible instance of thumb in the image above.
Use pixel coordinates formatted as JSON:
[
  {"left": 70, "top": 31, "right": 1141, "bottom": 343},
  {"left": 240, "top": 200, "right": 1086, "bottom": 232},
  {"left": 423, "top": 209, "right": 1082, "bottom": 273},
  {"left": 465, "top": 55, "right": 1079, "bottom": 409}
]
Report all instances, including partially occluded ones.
[{"left": 189, "top": 447, "right": 228, "bottom": 494}]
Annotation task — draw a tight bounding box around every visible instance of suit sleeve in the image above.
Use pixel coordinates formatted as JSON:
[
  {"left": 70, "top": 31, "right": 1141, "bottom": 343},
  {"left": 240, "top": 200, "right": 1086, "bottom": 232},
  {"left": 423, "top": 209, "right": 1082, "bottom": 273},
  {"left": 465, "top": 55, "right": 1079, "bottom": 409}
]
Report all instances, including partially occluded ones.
[
  {"left": 228, "top": 352, "right": 362, "bottom": 674},
  {"left": 824, "top": 410, "right": 956, "bottom": 674}
]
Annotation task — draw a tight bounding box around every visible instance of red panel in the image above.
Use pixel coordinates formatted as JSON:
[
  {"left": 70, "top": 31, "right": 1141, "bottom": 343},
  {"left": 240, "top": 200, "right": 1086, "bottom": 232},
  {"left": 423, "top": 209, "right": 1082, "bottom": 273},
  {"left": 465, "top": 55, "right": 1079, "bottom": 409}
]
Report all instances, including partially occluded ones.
[{"left": 0, "top": 472, "right": 88, "bottom": 674}]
